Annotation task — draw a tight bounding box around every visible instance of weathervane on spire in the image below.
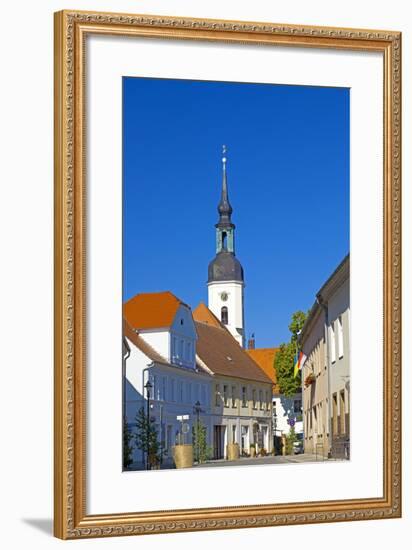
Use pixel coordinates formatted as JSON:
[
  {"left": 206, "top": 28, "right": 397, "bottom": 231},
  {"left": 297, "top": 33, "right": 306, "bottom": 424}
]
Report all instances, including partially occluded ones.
[{"left": 222, "top": 144, "right": 227, "bottom": 164}]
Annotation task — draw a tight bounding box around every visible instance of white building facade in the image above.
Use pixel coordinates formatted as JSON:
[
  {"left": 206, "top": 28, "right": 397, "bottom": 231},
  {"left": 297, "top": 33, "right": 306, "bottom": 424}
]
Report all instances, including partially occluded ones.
[
  {"left": 123, "top": 292, "right": 212, "bottom": 468},
  {"left": 194, "top": 313, "right": 274, "bottom": 459},
  {"left": 272, "top": 392, "right": 303, "bottom": 439},
  {"left": 300, "top": 255, "right": 350, "bottom": 459}
]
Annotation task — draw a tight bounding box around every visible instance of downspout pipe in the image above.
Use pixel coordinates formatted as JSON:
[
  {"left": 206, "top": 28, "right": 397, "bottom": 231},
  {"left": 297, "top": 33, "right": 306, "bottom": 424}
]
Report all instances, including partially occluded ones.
[
  {"left": 141, "top": 362, "right": 154, "bottom": 466},
  {"left": 122, "top": 343, "right": 131, "bottom": 424},
  {"left": 122, "top": 341, "right": 131, "bottom": 469},
  {"left": 316, "top": 294, "right": 332, "bottom": 458}
]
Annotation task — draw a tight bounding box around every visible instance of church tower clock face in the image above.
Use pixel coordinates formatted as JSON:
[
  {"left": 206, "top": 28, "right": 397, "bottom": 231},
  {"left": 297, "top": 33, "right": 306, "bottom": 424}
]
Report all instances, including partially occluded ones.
[{"left": 207, "top": 146, "right": 245, "bottom": 347}]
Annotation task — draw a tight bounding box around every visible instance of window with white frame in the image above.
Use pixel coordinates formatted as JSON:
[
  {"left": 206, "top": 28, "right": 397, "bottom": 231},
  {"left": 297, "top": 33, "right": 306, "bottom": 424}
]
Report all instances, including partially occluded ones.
[
  {"left": 153, "top": 375, "right": 158, "bottom": 400},
  {"left": 170, "top": 378, "right": 175, "bottom": 402},
  {"left": 337, "top": 314, "right": 344, "bottom": 358},
  {"left": 160, "top": 376, "right": 166, "bottom": 401},
  {"left": 259, "top": 389, "right": 264, "bottom": 409},
  {"left": 330, "top": 321, "right": 336, "bottom": 363},
  {"left": 231, "top": 385, "right": 236, "bottom": 408},
  {"left": 223, "top": 385, "right": 229, "bottom": 407},
  {"left": 172, "top": 337, "right": 177, "bottom": 360},
  {"left": 241, "top": 386, "right": 247, "bottom": 407}
]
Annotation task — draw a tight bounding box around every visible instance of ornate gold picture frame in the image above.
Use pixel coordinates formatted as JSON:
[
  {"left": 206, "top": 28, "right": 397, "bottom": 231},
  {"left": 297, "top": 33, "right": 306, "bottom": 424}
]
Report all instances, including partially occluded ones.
[{"left": 54, "top": 9, "right": 401, "bottom": 539}]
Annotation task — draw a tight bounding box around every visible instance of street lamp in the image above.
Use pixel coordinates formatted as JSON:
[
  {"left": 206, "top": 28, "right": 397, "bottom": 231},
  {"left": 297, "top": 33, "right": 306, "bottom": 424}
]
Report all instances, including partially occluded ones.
[
  {"left": 144, "top": 380, "right": 152, "bottom": 470},
  {"left": 193, "top": 400, "right": 202, "bottom": 463},
  {"left": 273, "top": 407, "right": 278, "bottom": 455}
]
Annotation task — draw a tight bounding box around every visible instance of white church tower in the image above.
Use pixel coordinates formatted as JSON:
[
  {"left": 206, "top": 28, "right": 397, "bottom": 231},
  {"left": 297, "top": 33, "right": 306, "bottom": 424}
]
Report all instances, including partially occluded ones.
[{"left": 207, "top": 146, "right": 245, "bottom": 347}]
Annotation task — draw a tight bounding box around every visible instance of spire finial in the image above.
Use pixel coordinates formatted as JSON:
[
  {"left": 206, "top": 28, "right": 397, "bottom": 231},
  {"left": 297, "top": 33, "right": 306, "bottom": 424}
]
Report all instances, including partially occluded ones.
[
  {"left": 217, "top": 144, "right": 232, "bottom": 223},
  {"left": 222, "top": 145, "right": 227, "bottom": 172}
]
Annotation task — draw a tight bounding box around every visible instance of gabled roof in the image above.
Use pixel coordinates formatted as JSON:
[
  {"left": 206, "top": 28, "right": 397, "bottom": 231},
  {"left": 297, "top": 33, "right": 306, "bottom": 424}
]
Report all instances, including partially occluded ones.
[
  {"left": 123, "top": 291, "right": 186, "bottom": 331},
  {"left": 194, "top": 319, "right": 273, "bottom": 384},
  {"left": 123, "top": 319, "right": 169, "bottom": 365},
  {"left": 246, "top": 348, "right": 279, "bottom": 392}
]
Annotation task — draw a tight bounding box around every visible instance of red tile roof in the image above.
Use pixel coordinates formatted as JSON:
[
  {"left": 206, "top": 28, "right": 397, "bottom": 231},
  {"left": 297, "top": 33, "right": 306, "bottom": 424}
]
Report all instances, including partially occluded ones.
[
  {"left": 123, "top": 291, "right": 185, "bottom": 331},
  {"left": 246, "top": 348, "right": 280, "bottom": 393},
  {"left": 193, "top": 308, "right": 273, "bottom": 384}
]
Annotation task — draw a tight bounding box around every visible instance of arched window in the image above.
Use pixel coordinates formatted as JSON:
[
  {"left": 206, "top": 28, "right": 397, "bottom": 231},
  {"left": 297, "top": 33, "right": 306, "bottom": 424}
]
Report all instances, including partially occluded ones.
[
  {"left": 221, "top": 306, "right": 228, "bottom": 325},
  {"left": 221, "top": 231, "right": 227, "bottom": 250}
]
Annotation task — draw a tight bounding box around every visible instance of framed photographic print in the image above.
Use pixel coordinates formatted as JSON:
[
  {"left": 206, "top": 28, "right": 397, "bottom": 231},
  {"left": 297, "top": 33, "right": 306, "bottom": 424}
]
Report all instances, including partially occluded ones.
[{"left": 54, "top": 9, "right": 402, "bottom": 539}]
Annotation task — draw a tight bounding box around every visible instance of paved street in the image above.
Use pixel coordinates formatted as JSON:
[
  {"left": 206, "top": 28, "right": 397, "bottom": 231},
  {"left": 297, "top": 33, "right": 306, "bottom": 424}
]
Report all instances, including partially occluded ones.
[
  {"left": 127, "top": 452, "right": 346, "bottom": 471},
  {"left": 195, "top": 453, "right": 339, "bottom": 468}
]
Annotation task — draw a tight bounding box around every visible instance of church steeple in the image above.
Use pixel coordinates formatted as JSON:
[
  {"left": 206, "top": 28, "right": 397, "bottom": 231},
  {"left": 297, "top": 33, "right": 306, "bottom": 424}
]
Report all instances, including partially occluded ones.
[
  {"left": 215, "top": 145, "right": 236, "bottom": 255},
  {"left": 207, "top": 146, "right": 245, "bottom": 347}
]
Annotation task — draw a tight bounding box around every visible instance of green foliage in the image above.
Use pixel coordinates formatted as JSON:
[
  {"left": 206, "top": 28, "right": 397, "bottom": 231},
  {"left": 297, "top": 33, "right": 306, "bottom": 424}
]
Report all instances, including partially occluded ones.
[
  {"left": 288, "top": 310, "right": 307, "bottom": 343},
  {"left": 192, "top": 420, "right": 212, "bottom": 464},
  {"left": 285, "top": 426, "right": 297, "bottom": 455},
  {"left": 123, "top": 419, "right": 134, "bottom": 469},
  {"left": 134, "top": 407, "right": 160, "bottom": 467},
  {"left": 274, "top": 310, "right": 308, "bottom": 397},
  {"left": 275, "top": 342, "right": 300, "bottom": 397}
]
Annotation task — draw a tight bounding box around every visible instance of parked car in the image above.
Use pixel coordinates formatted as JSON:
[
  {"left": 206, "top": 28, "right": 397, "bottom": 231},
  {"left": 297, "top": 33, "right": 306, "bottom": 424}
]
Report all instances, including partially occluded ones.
[{"left": 293, "top": 432, "right": 304, "bottom": 454}]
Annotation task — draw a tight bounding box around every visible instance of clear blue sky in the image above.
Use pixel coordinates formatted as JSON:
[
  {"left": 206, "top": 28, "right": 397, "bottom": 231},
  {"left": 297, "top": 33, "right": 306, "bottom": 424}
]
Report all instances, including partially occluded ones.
[{"left": 123, "top": 77, "right": 349, "bottom": 347}]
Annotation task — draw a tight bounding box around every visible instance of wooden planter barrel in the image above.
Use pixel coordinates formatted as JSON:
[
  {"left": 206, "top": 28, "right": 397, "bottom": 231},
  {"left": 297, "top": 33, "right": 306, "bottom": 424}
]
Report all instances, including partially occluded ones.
[
  {"left": 227, "top": 443, "right": 240, "bottom": 461},
  {"left": 173, "top": 444, "right": 194, "bottom": 469}
]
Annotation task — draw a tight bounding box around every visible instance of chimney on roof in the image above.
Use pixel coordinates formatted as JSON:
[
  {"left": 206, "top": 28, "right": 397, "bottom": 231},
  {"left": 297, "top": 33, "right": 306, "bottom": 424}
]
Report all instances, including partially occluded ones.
[{"left": 248, "top": 333, "right": 255, "bottom": 350}]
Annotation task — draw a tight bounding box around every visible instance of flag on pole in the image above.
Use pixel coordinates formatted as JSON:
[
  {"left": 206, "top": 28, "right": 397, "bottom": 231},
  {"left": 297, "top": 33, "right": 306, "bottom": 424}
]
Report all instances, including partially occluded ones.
[{"left": 294, "top": 351, "right": 307, "bottom": 378}]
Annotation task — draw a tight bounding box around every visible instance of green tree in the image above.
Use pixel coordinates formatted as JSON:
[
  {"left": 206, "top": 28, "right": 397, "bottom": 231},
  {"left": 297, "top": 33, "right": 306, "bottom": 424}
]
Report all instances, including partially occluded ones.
[
  {"left": 288, "top": 310, "right": 307, "bottom": 343},
  {"left": 134, "top": 407, "right": 160, "bottom": 468},
  {"left": 192, "top": 420, "right": 212, "bottom": 464},
  {"left": 123, "top": 419, "right": 134, "bottom": 469},
  {"left": 274, "top": 310, "right": 308, "bottom": 397},
  {"left": 285, "top": 425, "right": 297, "bottom": 455}
]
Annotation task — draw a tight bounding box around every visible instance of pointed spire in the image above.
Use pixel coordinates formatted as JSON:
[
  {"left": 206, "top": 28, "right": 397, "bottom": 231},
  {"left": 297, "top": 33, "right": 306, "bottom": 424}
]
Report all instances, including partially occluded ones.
[{"left": 218, "top": 145, "right": 233, "bottom": 224}]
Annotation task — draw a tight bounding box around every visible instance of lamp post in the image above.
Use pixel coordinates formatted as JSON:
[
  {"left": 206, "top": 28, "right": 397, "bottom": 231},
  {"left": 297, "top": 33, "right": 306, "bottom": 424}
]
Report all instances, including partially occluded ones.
[
  {"left": 144, "top": 380, "right": 152, "bottom": 470},
  {"left": 193, "top": 400, "right": 202, "bottom": 464},
  {"left": 273, "top": 407, "right": 278, "bottom": 455}
]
